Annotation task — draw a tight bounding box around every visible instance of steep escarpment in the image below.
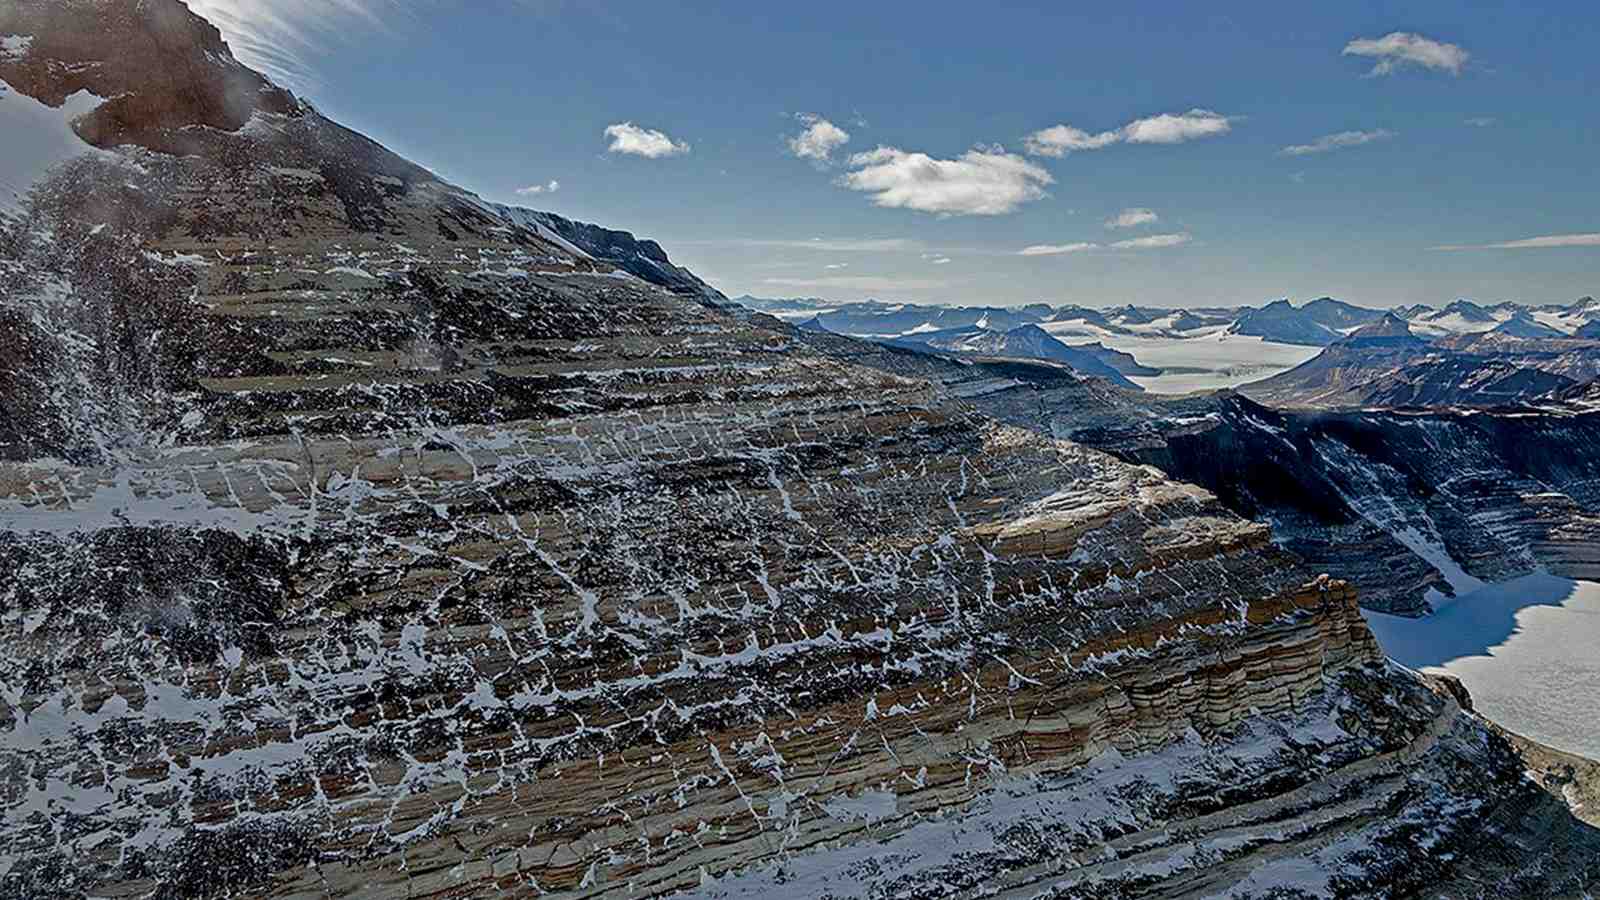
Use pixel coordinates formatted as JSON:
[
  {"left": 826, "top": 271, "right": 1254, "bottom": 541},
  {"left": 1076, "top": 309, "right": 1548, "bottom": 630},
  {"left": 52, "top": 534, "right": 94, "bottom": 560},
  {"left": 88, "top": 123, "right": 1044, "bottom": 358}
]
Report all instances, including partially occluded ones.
[
  {"left": 794, "top": 327, "right": 1600, "bottom": 616},
  {"left": 3, "top": 2, "right": 1599, "bottom": 898}
]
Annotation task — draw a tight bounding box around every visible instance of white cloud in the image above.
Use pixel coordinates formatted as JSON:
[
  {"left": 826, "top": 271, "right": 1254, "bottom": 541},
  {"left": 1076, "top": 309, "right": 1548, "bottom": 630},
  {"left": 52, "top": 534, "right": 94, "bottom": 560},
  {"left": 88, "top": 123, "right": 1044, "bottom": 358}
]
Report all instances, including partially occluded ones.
[
  {"left": 788, "top": 114, "right": 851, "bottom": 163},
  {"left": 1023, "top": 124, "right": 1122, "bottom": 157},
  {"left": 1280, "top": 129, "right": 1396, "bottom": 156},
  {"left": 516, "top": 180, "right": 560, "bottom": 195},
  {"left": 1110, "top": 232, "right": 1192, "bottom": 249},
  {"left": 604, "top": 122, "right": 690, "bottom": 158},
  {"left": 1343, "top": 32, "right": 1470, "bottom": 77},
  {"left": 840, "top": 146, "right": 1053, "bottom": 216},
  {"left": 824, "top": 262, "right": 849, "bottom": 269},
  {"left": 1464, "top": 116, "right": 1497, "bottom": 127},
  {"left": 1018, "top": 242, "right": 1099, "bottom": 257},
  {"left": 1122, "top": 109, "right": 1234, "bottom": 144},
  {"left": 1430, "top": 233, "right": 1600, "bottom": 251},
  {"left": 1023, "top": 109, "right": 1235, "bottom": 157},
  {"left": 926, "top": 255, "right": 952, "bottom": 265},
  {"left": 1105, "top": 207, "right": 1159, "bottom": 229}
]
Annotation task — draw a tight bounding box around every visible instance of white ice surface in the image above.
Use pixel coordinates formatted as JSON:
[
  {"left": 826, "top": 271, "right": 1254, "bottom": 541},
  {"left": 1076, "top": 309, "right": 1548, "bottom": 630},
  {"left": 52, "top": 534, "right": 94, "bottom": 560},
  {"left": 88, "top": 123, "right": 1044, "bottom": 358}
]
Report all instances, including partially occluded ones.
[
  {"left": 1366, "top": 574, "right": 1600, "bottom": 760},
  {"left": 1041, "top": 323, "right": 1322, "bottom": 394},
  {"left": 0, "top": 78, "right": 101, "bottom": 215}
]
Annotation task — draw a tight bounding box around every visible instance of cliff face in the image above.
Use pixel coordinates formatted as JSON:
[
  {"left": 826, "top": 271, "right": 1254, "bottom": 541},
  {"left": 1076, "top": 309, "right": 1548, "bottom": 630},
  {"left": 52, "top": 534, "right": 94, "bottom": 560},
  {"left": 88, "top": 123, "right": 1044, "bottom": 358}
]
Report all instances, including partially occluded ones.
[
  {"left": 867, "top": 346, "right": 1600, "bottom": 616},
  {"left": 1051, "top": 389, "right": 1600, "bottom": 615},
  {"left": 2, "top": 2, "right": 1599, "bottom": 897}
]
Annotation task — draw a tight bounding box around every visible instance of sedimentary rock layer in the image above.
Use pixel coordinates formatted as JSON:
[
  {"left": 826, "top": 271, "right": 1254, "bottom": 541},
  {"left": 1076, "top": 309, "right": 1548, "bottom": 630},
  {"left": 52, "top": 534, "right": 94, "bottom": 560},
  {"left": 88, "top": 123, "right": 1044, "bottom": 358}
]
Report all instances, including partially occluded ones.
[{"left": 2, "top": 3, "right": 1598, "bottom": 897}]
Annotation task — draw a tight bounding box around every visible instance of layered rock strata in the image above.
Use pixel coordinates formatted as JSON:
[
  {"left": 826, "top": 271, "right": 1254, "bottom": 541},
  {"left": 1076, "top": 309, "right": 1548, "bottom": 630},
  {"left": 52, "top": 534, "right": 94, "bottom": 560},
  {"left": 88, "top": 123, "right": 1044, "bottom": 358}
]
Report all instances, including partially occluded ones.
[{"left": 2, "top": 3, "right": 1599, "bottom": 897}]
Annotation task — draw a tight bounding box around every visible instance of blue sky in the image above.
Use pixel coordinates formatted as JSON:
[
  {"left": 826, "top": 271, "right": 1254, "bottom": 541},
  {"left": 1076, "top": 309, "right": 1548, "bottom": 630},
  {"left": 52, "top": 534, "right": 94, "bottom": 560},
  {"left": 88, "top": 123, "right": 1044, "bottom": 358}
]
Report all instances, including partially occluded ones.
[{"left": 190, "top": 0, "right": 1598, "bottom": 308}]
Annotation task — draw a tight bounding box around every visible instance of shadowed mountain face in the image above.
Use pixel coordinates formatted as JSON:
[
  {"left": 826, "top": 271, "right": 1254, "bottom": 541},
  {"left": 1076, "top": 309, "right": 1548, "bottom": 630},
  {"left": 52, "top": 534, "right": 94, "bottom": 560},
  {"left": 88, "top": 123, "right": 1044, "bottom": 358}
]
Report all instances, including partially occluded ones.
[
  {"left": 880, "top": 322, "right": 1143, "bottom": 388},
  {"left": 3, "top": 3, "right": 1600, "bottom": 898},
  {"left": 817, "top": 337, "right": 1600, "bottom": 617},
  {"left": 1243, "top": 315, "right": 1600, "bottom": 409}
]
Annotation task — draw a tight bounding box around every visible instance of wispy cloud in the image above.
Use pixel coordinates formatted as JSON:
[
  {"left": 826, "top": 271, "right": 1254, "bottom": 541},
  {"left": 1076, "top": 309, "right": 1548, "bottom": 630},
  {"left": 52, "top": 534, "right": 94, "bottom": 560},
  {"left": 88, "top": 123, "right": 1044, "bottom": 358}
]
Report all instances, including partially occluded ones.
[
  {"left": 1024, "top": 109, "right": 1235, "bottom": 157},
  {"left": 1343, "top": 32, "right": 1470, "bottom": 77},
  {"left": 1018, "top": 242, "right": 1098, "bottom": 257},
  {"left": 604, "top": 122, "right": 691, "bottom": 158},
  {"left": 1464, "top": 116, "right": 1498, "bottom": 127},
  {"left": 1430, "top": 233, "right": 1600, "bottom": 251},
  {"left": 923, "top": 253, "right": 953, "bottom": 265},
  {"left": 787, "top": 114, "right": 851, "bottom": 164},
  {"left": 1280, "top": 129, "right": 1396, "bottom": 156},
  {"left": 186, "top": 0, "right": 396, "bottom": 89},
  {"left": 189, "top": 1, "right": 575, "bottom": 90},
  {"left": 824, "top": 262, "right": 849, "bottom": 269},
  {"left": 1110, "top": 232, "right": 1192, "bottom": 249},
  {"left": 1105, "top": 207, "right": 1159, "bottom": 229},
  {"left": 516, "top": 180, "right": 560, "bottom": 195},
  {"left": 840, "top": 146, "right": 1053, "bottom": 216},
  {"left": 1019, "top": 232, "right": 1193, "bottom": 255}
]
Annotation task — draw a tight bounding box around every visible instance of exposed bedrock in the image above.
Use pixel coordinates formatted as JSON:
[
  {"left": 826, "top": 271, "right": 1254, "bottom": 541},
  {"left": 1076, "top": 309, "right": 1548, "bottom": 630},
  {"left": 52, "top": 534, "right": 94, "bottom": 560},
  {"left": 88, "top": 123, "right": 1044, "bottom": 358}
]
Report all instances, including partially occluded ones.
[{"left": 3, "top": 2, "right": 1599, "bottom": 896}]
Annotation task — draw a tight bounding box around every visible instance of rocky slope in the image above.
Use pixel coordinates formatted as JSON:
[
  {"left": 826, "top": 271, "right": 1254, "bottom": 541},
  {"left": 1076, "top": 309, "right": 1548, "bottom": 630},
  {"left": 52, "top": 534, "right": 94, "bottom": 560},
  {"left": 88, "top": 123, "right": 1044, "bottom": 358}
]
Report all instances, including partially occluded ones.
[
  {"left": 836, "top": 342, "right": 1600, "bottom": 615},
  {"left": 1243, "top": 315, "right": 1600, "bottom": 409},
  {"left": 3, "top": 3, "right": 1599, "bottom": 898},
  {"left": 881, "top": 322, "right": 1143, "bottom": 388}
]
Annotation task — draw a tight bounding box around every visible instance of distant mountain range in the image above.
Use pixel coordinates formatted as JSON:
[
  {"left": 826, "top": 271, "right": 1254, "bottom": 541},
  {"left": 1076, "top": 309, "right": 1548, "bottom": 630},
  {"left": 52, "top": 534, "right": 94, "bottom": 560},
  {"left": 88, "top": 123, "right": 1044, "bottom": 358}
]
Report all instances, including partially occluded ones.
[
  {"left": 736, "top": 294, "right": 1600, "bottom": 407},
  {"left": 738, "top": 294, "right": 1600, "bottom": 345}
]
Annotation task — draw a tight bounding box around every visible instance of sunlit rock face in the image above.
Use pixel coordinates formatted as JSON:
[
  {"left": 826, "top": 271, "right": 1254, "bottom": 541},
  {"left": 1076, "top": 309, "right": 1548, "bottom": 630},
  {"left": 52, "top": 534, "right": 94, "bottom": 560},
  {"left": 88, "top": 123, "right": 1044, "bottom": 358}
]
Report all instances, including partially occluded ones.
[{"left": 3, "top": 2, "right": 1600, "bottom": 898}]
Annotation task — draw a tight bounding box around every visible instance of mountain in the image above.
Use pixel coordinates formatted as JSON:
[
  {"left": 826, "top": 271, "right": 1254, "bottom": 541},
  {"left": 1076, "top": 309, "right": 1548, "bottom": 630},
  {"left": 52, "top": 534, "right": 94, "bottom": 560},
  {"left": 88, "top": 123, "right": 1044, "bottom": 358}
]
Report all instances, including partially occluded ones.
[
  {"left": 1300, "top": 296, "right": 1386, "bottom": 330},
  {"left": 884, "top": 324, "right": 1141, "bottom": 388},
  {"left": 1065, "top": 339, "right": 1164, "bottom": 376},
  {"left": 4, "top": 3, "right": 1600, "bottom": 898},
  {"left": 808, "top": 341, "right": 1600, "bottom": 617},
  {"left": 1432, "top": 299, "right": 1498, "bottom": 323},
  {"left": 1227, "top": 298, "right": 1342, "bottom": 345},
  {"left": 1492, "top": 312, "right": 1567, "bottom": 339},
  {"left": 1243, "top": 314, "right": 1594, "bottom": 408},
  {"left": 1579, "top": 320, "right": 1600, "bottom": 340},
  {"left": 1411, "top": 298, "right": 1506, "bottom": 336}
]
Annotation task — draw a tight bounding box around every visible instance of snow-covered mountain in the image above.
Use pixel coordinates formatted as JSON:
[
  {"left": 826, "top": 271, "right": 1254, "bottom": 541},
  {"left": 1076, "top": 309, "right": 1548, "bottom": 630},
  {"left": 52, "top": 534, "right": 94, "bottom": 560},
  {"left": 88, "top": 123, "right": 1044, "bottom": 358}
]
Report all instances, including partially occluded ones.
[
  {"left": 881, "top": 323, "right": 1144, "bottom": 388},
  {"left": 5, "top": 3, "right": 1600, "bottom": 898}
]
